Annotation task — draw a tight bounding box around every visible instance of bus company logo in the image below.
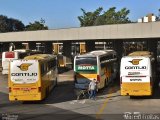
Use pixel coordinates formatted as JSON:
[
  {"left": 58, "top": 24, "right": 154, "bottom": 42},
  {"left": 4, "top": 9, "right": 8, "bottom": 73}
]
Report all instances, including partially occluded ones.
[
  {"left": 129, "top": 59, "right": 142, "bottom": 65},
  {"left": 17, "top": 63, "right": 32, "bottom": 71},
  {"left": 78, "top": 65, "right": 95, "bottom": 70}
]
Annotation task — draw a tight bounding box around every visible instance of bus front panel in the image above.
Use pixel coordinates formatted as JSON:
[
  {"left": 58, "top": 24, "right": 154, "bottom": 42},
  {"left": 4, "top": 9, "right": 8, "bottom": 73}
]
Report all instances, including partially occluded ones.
[
  {"left": 74, "top": 57, "right": 97, "bottom": 89},
  {"left": 9, "top": 60, "right": 41, "bottom": 101},
  {"left": 120, "top": 57, "right": 152, "bottom": 96}
]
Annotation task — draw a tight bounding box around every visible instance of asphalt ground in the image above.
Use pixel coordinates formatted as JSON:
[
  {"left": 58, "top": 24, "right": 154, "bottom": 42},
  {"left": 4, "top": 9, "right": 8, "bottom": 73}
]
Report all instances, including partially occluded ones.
[{"left": 0, "top": 69, "right": 160, "bottom": 120}]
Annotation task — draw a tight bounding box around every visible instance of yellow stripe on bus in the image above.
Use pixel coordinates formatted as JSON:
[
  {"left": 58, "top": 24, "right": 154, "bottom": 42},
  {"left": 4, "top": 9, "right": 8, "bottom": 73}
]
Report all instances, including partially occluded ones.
[{"left": 76, "top": 74, "right": 97, "bottom": 78}]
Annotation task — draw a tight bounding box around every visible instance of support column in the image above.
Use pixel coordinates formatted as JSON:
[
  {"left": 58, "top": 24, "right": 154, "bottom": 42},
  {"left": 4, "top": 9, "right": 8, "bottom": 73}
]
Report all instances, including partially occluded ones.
[
  {"left": 45, "top": 42, "right": 53, "bottom": 54},
  {"left": 63, "top": 41, "right": 72, "bottom": 68},
  {"left": 85, "top": 41, "right": 95, "bottom": 52},
  {"left": 148, "top": 39, "right": 157, "bottom": 59},
  {"left": 113, "top": 40, "right": 123, "bottom": 60},
  {"left": 29, "top": 42, "right": 36, "bottom": 50},
  {"left": 63, "top": 41, "right": 71, "bottom": 58}
]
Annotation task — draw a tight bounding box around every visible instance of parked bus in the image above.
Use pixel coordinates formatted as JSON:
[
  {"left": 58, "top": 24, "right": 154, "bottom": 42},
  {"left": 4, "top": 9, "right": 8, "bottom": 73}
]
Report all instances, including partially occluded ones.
[
  {"left": 74, "top": 50, "right": 118, "bottom": 90},
  {"left": 2, "top": 49, "right": 41, "bottom": 74},
  {"left": 8, "top": 54, "right": 58, "bottom": 101},
  {"left": 120, "top": 51, "right": 155, "bottom": 96}
]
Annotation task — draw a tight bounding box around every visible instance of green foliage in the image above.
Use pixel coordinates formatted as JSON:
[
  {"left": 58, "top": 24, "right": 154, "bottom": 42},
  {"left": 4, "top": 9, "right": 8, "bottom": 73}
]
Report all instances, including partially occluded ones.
[
  {"left": 25, "top": 18, "right": 48, "bottom": 31},
  {"left": 78, "top": 7, "right": 132, "bottom": 27},
  {"left": 0, "top": 15, "right": 48, "bottom": 32},
  {"left": 78, "top": 7, "right": 103, "bottom": 26},
  {"left": 157, "top": 9, "right": 160, "bottom": 21},
  {"left": 0, "top": 15, "right": 25, "bottom": 33}
]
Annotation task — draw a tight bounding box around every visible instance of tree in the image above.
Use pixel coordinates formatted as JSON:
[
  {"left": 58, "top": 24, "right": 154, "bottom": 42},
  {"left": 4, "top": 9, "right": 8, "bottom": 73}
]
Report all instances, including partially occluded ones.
[
  {"left": 0, "top": 15, "right": 25, "bottom": 33},
  {"left": 103, "top": 7, "right": 131, "bottom": 24},
  {"left": 157, "top": 9, "right": 160, "bottom": 21},
  {"left": 0, "top": 15, "right": 10, "bottom": 32},
  {"left": 10, "top": 18, "right": 25, "bottom": 31},
  {"left": 78, "top": 7, "right": 131, "bottom": 27},
  {"left": 78, "top": 7, "right": 103, "bottom": 27},
  {"left": 25, "top": 18, "right": 48, "bottom": 31}
]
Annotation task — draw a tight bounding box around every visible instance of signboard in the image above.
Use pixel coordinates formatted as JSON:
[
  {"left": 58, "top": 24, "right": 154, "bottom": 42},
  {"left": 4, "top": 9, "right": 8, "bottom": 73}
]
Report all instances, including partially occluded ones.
[
  {"left": 76, "top": 65, "right": 97, "bottom": 71},
  {"left": 10, "top": 60, "right": 38, "bottom": 84}
]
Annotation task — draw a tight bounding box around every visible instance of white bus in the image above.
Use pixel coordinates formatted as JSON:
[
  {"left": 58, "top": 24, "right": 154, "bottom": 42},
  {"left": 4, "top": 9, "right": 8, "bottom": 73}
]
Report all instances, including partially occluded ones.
[
  {"left": 120, "top": 51, "right": 155, "bottom": 96},
  {"left": 74, "top": 50, "right": 118, "bottom": 90},
  {"left": 2, "top": 49, "right": 41, "bottom": 74}
]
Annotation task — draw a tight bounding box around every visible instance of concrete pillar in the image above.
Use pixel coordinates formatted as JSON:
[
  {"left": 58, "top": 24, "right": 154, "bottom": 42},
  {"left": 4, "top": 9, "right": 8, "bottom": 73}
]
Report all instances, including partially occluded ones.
[
  {"left": 63, "top": 41, "right": 72, "bottom": 68},
  {"left": 113, "top": 40, "right": 123, "bottom": 60},
  {"left": 45, "top": 42, "right": 53, "bottom": 54},
  {"left": 85, "top": 41, "right": 95, "bottom": 52},
  {"left": 63, "top": 41, "right": 71, "bottom": 57},
  {"left": 9, "top": 43, "right": 15, "bottom": 51},
  {"left": 148, "top": 39, "right": 157, "bottom": 58},
  {"left": 22, "top": 43, "right": 29, "bottom": 49},
  {"left": 29, "top": 42, "right": 36, "bottom": 50}
]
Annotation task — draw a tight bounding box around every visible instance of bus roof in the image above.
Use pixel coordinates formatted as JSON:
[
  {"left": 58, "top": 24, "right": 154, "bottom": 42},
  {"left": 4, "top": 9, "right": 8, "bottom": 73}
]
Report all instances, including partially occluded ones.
[
  {"left": 90, "top": 50, "right": 116, "bottom": 56},
  {"left": 128, "top": 51, "right": 153, "bottom": 57},
  {"left": 13, "top": 49, "right": 31, "bottom": 53},
  {"left": 76, "top": 49, "right": 116, "bottom": 58},
  {"left": 24, "top": 54, "right": 56, "bottom": 60},
  {"left": 76, "top": 53, "right": 96, "bottom": 58}
]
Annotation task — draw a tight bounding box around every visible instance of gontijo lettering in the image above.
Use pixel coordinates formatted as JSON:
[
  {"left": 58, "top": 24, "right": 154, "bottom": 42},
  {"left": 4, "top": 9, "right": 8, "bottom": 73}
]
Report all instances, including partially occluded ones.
[
  {"left": 125, "top": 66, "right": 147, "bottom": 69},
  {"left": 11, "top": 73, "right": 38, "bottom": 76}
]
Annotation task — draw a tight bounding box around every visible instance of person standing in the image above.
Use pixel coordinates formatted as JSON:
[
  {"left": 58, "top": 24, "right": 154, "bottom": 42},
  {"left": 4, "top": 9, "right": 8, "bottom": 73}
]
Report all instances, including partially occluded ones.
[{"left": 89, "top": 79, "right": 97, "bottom": 100}]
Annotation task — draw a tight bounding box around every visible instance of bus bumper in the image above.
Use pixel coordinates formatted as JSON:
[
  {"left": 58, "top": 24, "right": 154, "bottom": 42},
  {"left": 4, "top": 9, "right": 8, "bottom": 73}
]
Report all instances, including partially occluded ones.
[
  {"left": 121, "top": 90, "right": 152, "bottom": 96},
  {"left": 9, "top": 93, "right": 42, "bottom": 101},
  {"left": 75, "top": 83, "right": 89, "bottom": 89}
]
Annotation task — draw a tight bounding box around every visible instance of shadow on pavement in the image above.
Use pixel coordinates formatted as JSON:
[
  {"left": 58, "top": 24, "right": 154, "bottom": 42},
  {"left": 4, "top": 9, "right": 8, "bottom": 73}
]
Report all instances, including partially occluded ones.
[
  {"left": 58, "top": 67, "right": 72, "bottom": 74},
  {"left": 42, "top": 81, "right": 77, "bottom": 104}
]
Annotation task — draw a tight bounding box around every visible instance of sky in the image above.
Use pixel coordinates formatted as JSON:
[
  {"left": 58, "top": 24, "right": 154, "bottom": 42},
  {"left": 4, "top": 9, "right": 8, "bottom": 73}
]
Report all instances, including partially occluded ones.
[{"left": 0, "top": 0, "right": 159, "bottom": 29}]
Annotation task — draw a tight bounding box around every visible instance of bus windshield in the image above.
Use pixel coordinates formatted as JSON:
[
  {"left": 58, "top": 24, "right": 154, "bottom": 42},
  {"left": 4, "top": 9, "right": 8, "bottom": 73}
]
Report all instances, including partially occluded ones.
[{"left": 75, "top": 57, "right": 97, "bottom": 74}]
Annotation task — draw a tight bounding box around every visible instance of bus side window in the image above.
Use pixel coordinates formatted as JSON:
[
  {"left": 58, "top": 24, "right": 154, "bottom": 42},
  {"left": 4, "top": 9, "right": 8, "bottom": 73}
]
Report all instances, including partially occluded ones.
[
  {"left": 41, "top": 64, "right": 44, "bottom": 75},
  {"left": 101, "top": 62, "right": 105, "bottom": 68},
  {"left": 41, "top": 63, "right": 47, "bottom": 75}
]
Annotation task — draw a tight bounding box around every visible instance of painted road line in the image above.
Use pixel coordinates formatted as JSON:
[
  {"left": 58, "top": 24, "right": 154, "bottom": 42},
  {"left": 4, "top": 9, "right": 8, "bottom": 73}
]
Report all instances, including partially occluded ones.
[{"left": 96, "top": 88, "right": 114, "bottom": 119}]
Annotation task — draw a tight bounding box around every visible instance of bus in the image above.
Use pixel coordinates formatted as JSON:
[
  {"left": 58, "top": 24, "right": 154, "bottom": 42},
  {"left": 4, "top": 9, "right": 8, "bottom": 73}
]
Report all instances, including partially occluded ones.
[
  {"left": 120, "top": 51, "right": 155, "bottom": 96},
  {"left": 2, "top": 49, "right": 41, "bottom": 74},
  {"left": 8, "top": 54, "right": 58, "bottom": 101},
  {"left": 74, "top": 50, "right": 118, "bottom": 90}
]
